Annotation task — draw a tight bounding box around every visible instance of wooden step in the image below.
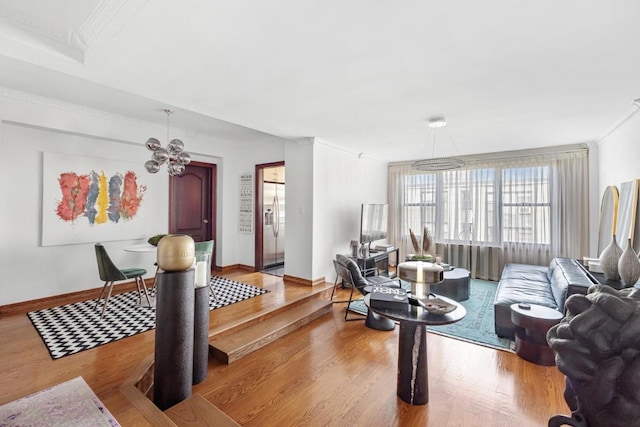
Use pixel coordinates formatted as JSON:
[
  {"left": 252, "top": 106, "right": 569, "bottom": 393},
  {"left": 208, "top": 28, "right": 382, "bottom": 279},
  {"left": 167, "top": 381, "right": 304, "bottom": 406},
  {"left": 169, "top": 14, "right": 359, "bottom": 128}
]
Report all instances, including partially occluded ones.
[
  {"left": 207, "top": 288, "right": 330, "bottom": 340},
  {"left": 164, "top": 393, "right": 240, "bottom": 427},
  {"left": 209, "top": 297, "right": 332, "bottom": 364}
]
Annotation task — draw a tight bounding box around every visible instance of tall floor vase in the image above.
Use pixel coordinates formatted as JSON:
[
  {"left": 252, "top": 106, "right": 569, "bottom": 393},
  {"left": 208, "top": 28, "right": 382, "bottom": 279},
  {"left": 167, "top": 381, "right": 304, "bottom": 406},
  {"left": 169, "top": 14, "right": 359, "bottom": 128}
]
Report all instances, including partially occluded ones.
[
  {"left": 618, "top": 238, "right": 640, "bottom": 287},
  {"left": 153, "top": 269, "right": 195, "bottom": 410},
  {"left": 193, "top": 285, "right": 210, "bottom": 385},
  {"left": 600, "top": 235, "right": 623, "bottom": 280}
]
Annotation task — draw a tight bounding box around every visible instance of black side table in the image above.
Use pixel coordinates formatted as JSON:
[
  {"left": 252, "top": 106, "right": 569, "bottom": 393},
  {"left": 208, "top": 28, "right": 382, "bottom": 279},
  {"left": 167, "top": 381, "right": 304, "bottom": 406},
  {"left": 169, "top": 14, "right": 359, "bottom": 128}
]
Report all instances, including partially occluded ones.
[
  {"left": 365, "top": 294, "right": 466, "bottom": 405},
  {"left": 510, "top": 303, "right": 563, "bottom": 366},
  {"left": 430, "top": 268, "right": 470, "bottom": 301}
]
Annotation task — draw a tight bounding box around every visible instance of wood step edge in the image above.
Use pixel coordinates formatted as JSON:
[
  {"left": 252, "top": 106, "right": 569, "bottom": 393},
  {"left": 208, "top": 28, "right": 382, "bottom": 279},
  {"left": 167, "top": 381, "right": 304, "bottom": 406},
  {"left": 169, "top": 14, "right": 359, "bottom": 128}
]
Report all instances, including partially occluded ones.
[
  {"left": 164, "top": 393, "right": 240, "bottom": 427},
  {"left": 210, "top": 299, "right": 332, "bottom": 364},
  {"left": 210, "top": 298, "right": 331, "bottom": 351},
  {"left": 208, "top": 289, "right": 330, "bottom": 339},
  {"left": 119, "top": 354, "right": 178, "bottom": 427}
]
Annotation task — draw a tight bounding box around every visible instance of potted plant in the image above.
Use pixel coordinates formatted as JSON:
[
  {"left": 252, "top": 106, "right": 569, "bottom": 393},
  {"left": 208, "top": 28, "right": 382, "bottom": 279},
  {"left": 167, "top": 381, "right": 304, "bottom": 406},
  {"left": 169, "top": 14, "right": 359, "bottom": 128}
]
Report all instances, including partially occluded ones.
[{"left": 148, "top": 233, "right": 168, "bottom": 246}]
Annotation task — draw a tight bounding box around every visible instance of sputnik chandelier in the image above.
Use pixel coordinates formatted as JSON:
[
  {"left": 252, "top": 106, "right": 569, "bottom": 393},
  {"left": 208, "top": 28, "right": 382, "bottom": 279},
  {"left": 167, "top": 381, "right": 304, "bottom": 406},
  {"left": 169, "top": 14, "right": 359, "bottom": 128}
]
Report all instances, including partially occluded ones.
[{"left": 144, "top": 109, "right": 191, "bottom": 175}]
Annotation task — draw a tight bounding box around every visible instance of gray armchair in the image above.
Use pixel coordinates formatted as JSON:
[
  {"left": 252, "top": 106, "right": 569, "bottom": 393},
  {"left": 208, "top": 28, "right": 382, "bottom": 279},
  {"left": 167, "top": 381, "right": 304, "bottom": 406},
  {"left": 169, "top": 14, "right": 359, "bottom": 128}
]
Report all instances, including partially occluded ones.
[{"left": 333, "top": 254, "right": 400, "bottom": 331}]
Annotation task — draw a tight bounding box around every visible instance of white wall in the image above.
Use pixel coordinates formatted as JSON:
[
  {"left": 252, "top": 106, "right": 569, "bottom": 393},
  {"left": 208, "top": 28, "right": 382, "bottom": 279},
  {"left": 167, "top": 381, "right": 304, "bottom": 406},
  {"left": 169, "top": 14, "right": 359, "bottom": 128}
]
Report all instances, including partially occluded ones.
[
  {"left": 0, "top": 87, "right": 387, "bottom": 305},
  {"left": 312, "top": 139, "right": 387, "bottom": 282},
  {"left": 0, "top": 89, "right": 287, "bottom": 305},
  {"left": 217, "top": 136, "right": 287, "bottom": 269},
  {"left": 596, "top": 108, "right": 640, "bottom": 255},
  {"left": 282, "top": 139, "right": 314, "bottom": 281},
  {"left": 278, "top": 138, "right": 388, "bottom": 283},
  {"left": 597, "top": 110, "right": 640, "bottom": 196}
]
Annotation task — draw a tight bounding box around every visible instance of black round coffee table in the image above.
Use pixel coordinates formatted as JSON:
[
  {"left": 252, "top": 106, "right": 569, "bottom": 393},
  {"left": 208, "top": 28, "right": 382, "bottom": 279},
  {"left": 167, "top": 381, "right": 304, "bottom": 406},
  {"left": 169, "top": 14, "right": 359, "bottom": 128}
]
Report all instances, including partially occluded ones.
[
  {"left": 365, "top": 294, "right": 466, "bottom": 405},
  {"left": 510, "top": 303, "right": 563, "bottom": 366},
  {"left": 430, "top": 268, "right": 470, "bottom": 301}
]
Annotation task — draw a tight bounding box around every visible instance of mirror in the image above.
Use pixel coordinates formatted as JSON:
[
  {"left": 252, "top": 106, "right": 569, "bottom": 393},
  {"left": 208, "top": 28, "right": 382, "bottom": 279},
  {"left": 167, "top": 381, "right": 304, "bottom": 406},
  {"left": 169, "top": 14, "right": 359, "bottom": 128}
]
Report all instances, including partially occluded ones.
[
  {"left": 598, "top": 186, "right": 619, "bottom": 256},
  {"left": 616, "top": 179, "right": 640, "bottom": 252}
]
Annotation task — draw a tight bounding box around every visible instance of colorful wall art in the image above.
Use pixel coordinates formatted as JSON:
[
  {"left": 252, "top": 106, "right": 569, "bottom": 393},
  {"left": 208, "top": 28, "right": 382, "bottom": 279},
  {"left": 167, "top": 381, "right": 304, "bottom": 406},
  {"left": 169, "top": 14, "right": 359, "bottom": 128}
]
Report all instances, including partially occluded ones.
[
  {"left": 42, "top": 152, "right": 154, "bottom": 246},
  {"left": 55, "top": 170, "right": 145, "bottom": 225}
]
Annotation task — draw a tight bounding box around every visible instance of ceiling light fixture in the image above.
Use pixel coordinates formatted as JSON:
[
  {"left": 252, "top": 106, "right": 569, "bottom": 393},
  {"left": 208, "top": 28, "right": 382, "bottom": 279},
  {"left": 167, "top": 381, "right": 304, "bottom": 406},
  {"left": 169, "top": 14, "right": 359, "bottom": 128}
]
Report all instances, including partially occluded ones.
[
  {"left": 144, "top": 109, "right": 192, "bottom": 175},
  {"left": 412, "top": 117, "right": 465, "bottom": 171}
]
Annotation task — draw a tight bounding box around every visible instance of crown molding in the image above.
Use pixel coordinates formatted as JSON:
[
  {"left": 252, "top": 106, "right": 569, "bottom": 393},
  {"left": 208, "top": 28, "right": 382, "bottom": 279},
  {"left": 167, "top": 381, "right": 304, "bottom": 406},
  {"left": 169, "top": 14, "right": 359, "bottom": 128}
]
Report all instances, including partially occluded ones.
[
  {"left": 80, "top": 0, "right": 128, "bottom": 44},
  {"left": 81, "top": 0, "right": 149, "bottom": 62},
  {"left": 0, "top": 86, "right": 157, "bottom": 129},
  {"left": 0, "top": 0, "right": 146, "bottom": 63},
  {"left": 0, "top": 3, "right": 69, "bottom": 44},
  {"left": 0, "top": 3, "right": 85, "bottom": 61},
  {"left": 597, "top": 100, "right": 640, "bottom": 146}
]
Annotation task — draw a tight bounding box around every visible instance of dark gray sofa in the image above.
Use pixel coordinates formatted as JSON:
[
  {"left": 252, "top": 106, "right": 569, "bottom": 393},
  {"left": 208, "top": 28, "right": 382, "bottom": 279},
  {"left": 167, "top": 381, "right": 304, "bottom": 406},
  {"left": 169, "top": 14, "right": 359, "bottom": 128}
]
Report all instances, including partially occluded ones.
[{"left": 493, "top": 257, "right": 596, "bottom": 339}]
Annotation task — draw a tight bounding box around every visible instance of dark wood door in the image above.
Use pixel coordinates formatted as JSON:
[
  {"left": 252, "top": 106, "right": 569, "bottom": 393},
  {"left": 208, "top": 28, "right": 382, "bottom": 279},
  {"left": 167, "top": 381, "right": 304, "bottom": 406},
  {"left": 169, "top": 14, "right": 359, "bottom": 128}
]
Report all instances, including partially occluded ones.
[{"left": 169, "top": 162, "right": 217, "bottom": 263}]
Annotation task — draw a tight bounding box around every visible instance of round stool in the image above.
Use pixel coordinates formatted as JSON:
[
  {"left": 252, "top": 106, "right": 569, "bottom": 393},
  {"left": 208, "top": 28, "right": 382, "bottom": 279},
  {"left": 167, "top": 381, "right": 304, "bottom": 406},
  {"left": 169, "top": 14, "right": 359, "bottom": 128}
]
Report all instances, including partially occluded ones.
[{"left": 510, "top": 303, "right": 563, "bottom": 366}]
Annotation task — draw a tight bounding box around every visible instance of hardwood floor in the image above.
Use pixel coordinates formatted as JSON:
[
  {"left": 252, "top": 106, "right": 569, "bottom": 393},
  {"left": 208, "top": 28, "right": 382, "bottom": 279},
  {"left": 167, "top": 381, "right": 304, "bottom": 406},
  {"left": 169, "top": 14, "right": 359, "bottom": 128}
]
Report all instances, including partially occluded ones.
[{"left": 0, "top": 270, "right": 569, "bottom": 426}]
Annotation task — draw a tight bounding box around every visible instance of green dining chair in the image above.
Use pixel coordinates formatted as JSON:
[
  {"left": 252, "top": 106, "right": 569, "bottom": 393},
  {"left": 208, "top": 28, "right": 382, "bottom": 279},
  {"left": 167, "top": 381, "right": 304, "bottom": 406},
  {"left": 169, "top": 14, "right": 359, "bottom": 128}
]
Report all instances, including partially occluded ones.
[
  {"left": 94, "top": 243, "right": 150, "bottom": 319},
  {"left": 194, "top": 240, "right": 216, "bottom": 302}
]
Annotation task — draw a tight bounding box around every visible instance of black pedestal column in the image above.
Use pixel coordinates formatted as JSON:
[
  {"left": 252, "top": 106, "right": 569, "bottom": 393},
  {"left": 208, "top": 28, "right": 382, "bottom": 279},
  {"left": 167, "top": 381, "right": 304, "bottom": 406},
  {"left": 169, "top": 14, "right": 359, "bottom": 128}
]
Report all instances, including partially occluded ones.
[
  {"left": 153, "top": 269, "right": 195, "bottom": 410},
  {"left": 193, "top": 285, "right": 210, "bottom": 385}
]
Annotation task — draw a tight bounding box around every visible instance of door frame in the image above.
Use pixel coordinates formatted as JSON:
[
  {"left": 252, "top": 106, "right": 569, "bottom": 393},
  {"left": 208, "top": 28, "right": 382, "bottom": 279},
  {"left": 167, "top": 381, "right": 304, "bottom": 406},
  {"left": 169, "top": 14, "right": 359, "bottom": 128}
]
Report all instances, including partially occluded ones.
[
  {"left": 255, "top": 161, "right": 284, "bottom": 272},
  {"left": 169, "top": 160, "right": 218, "bottom": 267}
]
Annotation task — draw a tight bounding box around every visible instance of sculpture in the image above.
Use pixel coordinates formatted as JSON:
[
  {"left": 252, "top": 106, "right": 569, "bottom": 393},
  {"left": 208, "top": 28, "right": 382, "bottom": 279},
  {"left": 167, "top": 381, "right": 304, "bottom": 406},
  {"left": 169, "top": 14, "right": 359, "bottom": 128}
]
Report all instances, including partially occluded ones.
[{"left": 547, "top": 284, "right": 640, "bottom": 427}]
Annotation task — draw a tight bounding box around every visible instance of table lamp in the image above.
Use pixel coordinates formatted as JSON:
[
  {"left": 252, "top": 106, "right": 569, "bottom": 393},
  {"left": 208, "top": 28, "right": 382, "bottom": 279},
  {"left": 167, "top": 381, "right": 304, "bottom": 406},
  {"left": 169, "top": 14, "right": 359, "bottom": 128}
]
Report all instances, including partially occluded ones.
[{"left": 397, "top": 261, "right": 444, "bottom": 304}]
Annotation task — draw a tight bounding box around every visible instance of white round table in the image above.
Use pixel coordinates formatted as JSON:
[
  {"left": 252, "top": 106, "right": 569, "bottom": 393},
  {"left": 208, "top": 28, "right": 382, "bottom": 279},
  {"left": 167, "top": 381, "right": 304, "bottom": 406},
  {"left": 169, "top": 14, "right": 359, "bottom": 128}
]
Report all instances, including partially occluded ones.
[
  {"left": 124, "top": 243, "right": 157, "bottom": 307},
  {"left": 124, "top": 243, "right": 157, "bottom": 252}
]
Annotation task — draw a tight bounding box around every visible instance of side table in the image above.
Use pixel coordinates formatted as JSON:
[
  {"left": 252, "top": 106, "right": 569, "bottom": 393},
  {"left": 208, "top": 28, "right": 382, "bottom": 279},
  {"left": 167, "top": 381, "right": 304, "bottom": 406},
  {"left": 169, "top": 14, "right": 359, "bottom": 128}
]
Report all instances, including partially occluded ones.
[
  {"left": 365, "top": 294, "right": 466, "bottom": 405},
  {"left": 430, "top": 268, "right": 470, "bottom": 301},
  {"left": 510, "top": 303, "right": 563, "bottom": 366}
]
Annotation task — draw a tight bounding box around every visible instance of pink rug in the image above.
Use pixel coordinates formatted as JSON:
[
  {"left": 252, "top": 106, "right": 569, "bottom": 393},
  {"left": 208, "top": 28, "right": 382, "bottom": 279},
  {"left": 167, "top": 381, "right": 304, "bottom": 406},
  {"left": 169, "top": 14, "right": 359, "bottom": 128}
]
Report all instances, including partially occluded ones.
[{"left": 0, "top": 377, "right": 120, "bottom": 426}]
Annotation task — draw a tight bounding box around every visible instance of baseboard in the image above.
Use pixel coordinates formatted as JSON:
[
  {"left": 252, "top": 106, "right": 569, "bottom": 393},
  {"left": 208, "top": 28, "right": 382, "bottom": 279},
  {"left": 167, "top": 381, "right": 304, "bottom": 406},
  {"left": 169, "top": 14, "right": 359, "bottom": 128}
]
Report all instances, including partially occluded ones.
[
  {"left": 0, "top": 279, "right": 149, "bottom": 317},
  {"left": 217, "top": 264, "right": 254, "bottom": 273},
  {"left": 282, "top": 274, "right": 327, "bottom": 287}
]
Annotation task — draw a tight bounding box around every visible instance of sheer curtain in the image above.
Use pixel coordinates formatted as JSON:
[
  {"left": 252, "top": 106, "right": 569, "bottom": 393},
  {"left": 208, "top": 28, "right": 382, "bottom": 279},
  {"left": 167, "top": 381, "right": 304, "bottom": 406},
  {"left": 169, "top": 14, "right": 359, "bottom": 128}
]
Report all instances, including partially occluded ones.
[{"left": 388, "top": 146, "right": 589, "bottom": 280}]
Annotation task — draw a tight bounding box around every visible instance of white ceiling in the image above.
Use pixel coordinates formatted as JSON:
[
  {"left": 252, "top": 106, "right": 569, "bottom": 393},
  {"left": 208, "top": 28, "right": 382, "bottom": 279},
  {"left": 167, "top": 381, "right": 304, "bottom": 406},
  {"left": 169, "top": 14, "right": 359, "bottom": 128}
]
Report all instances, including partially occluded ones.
[{"left": 1, "top": 0, "right": 639, "bottom": 162}]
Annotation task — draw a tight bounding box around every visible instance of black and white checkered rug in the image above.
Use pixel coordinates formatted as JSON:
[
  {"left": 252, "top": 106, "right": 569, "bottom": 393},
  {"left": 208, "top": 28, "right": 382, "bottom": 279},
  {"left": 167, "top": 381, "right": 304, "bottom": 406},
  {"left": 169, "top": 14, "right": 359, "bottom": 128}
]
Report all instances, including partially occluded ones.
[{"left": 27, "top": 276, "right": 269, "bottom": 360}]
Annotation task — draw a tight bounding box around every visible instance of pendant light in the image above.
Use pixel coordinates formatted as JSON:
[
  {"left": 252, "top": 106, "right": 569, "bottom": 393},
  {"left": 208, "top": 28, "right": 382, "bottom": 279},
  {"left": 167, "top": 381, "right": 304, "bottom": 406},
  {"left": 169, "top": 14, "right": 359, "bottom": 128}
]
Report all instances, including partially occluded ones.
[
  {"left": 412, "top": 117, "right": 465, "bottom": 171},
  {"left": 144, "top": 109, "right": 192, "bottom": 175}
]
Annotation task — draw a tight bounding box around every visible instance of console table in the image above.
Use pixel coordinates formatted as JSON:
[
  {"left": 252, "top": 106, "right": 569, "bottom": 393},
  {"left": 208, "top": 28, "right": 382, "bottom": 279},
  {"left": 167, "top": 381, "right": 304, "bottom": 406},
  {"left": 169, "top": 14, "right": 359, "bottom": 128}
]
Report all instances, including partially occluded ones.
[
  {"left": 365, "top": 294, "right": 466, "bottom": 405},
  {"left": 350, "top": 248, "right": 399, "bottom": 278},
  {"left": 574, "top": 259, "right": 624, "bottom": 289}
]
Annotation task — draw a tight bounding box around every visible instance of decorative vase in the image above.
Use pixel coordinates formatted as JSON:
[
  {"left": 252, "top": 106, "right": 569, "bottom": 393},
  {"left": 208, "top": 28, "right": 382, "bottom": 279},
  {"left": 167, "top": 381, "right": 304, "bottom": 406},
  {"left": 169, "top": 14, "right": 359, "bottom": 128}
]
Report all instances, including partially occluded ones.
[
  {"left": 154, "top": 269, "right": 195, "bottom": 410},
  {"left": 618, "top": 238, "right": 640, "bottom": 287},
  {"left": 193, "top": 285, "right": 210, "bottom": 385},
  {"left": 157, "top": 234, "right": 195, "bottom": 271},
  {"left": 599, "top": 235, "right": 623, "bottom": 280}
]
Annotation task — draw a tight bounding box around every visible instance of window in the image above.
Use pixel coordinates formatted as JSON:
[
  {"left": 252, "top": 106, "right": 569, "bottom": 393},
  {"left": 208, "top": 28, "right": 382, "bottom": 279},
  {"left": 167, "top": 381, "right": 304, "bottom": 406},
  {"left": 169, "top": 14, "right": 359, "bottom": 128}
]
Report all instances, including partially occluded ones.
[
  {"left": 402, "top": 165, "right": 549, "bottom": 246},
  {"left": 404, "top": 168, "right": 498, "bottom": 245},
  {"left": 390, "top": 146, "right": 588, "bottom": 268},
  {"left": 404, "top": 173, "right": 436, "bottom": 237},
  {"left": 501, "top": 166, "right": 550, "bottom": 244}
]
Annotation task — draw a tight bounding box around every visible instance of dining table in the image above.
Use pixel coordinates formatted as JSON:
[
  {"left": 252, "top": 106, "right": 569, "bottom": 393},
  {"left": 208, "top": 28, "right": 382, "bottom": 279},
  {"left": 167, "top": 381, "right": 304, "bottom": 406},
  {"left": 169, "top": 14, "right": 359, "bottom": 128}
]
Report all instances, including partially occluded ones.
[{"left": 124, "top": 243, "right": 158, "bottom": 307}]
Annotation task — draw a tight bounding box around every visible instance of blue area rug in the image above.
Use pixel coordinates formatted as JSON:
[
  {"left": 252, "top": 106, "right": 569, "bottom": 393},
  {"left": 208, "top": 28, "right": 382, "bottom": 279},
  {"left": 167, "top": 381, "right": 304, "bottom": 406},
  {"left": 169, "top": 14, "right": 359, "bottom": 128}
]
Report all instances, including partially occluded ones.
[{"left": 349, "top": 278, "right": 514, "bottom": 352}]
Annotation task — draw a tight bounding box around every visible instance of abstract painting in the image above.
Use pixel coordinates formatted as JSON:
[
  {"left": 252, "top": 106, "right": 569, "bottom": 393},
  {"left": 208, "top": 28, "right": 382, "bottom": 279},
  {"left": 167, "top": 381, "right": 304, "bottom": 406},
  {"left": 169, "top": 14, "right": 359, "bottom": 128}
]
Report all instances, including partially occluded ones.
[{"left": 42, "top": 152, "right": 154, "bottom": 246}]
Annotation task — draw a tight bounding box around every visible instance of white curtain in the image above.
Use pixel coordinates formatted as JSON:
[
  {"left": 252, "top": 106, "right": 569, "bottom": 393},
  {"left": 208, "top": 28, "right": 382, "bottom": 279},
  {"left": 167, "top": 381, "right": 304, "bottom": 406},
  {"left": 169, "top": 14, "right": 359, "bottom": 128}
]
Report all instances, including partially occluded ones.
[{"left": 388, "top": 147, "right": 589, "bottom": 279}]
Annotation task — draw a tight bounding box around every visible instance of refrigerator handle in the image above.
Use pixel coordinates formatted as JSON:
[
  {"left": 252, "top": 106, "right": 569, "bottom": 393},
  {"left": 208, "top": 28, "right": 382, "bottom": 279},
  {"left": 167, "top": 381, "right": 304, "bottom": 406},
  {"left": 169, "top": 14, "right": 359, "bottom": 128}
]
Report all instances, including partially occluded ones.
[{"left": 273, "top": 193, "right": 280, "bottom": 237}]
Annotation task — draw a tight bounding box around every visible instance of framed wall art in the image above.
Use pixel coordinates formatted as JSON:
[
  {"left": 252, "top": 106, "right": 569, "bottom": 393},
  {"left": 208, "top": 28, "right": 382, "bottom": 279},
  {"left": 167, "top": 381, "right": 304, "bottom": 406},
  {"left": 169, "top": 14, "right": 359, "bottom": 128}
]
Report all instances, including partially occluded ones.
[{"left": 42, "top": 152, "right": 154, "bottom": 246}]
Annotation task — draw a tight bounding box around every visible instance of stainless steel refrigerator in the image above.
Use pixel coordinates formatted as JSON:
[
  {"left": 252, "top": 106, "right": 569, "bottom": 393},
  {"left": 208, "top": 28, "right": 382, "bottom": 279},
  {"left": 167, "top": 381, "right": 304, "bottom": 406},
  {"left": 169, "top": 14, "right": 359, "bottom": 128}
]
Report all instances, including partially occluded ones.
[{"left": 263, "top": 182, "right": 285, "bottom": 267}]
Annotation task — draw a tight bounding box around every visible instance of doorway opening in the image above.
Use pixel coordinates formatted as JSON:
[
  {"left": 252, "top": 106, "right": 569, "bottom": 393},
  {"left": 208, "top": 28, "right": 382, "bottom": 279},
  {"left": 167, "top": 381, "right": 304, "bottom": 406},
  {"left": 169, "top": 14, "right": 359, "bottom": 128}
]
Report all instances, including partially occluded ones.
[{"left": 255, "top": 162, "right": 285, "bottom": 276}]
